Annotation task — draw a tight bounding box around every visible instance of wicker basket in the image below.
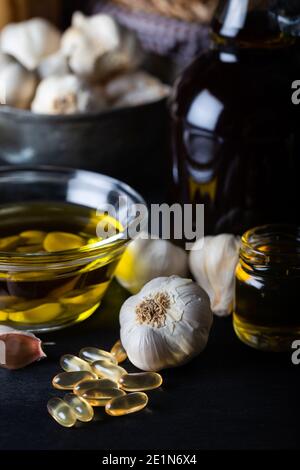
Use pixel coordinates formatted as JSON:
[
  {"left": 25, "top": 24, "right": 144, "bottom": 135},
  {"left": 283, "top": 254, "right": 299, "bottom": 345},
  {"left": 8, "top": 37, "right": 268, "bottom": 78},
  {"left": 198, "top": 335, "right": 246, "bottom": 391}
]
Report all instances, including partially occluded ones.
[
  {"left": 112, "top": 0, "right": 218, "bottom": 23},
  {"left": 0, "top": 0, "right": 62, "bottom": 29}
]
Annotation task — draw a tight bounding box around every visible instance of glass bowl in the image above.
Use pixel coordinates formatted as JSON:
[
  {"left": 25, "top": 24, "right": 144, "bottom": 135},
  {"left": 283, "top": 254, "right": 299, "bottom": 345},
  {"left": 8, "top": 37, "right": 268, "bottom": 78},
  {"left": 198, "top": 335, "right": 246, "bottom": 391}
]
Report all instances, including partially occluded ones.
[{"left": 0, "top": 166, "right": 147, "bottom": 333}]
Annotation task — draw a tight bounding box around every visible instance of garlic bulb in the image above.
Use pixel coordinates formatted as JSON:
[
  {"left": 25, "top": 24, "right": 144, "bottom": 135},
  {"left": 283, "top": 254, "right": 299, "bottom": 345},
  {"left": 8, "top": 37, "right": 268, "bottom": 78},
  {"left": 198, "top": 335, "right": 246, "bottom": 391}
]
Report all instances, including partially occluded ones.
[
  {"left": 38, "top": 52, "right": 69, "bottom": 79},
  {"left": 0, "top": 326, "right": 46, "bottom": 370},
  {"left": 1, "top": 18, "right": 61, "bottom": 70},
  {"left": 115, "top": 234, "right": 188, "bottom": 294},
  {"left": 0, "top": 61, "right": 38, "bottom": 109},
  {"left": 120, "top": 276, "right": 213, "bottom": 371},
  {"left": 72, "top": 12, "right": 121, "bottom": 53},
  {"left": 106, "top": 71, "right": 170, "bottom": 106},
  {"left": 31, "top": 75, "right": 107, "bottom": 115},
  {"left": 62, "top": 12, "right": 141, "bottom": 82},
  {"left": 189, "top": 234, "right": 241, "bottom": 317}
]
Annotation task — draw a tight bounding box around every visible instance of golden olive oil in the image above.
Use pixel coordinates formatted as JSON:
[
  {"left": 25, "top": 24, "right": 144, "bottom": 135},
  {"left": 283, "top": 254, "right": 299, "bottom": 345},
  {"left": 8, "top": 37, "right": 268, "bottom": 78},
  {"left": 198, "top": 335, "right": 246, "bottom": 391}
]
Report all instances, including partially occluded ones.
[
  {"left": 234, "top": 226, "right": 300, "bottom": 351},
  {"left": 0, "top": 202, "right": 123, "bottom": 332}
]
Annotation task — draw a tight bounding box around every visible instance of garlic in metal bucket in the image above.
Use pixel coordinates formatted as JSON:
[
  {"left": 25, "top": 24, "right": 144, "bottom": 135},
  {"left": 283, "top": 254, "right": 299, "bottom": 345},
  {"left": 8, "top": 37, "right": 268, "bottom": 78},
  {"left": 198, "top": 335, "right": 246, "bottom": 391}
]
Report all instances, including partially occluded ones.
[
  {"left": 189, "top": 234, "right": 241, "bottom": 317},
  {"left": 0, "top": 60, "right": 38, "bottom": 109},
  {"left": 31, "top": 74, "right": 107, "bottom": 114},
  {"left": 115, "top": 233, "right": 188, "bottom": 294},
  {"left": 1, "top": 18, "right": 61, "bottom": 70},
  {"left": 120, "top": 276, "right": 213, "bottom": 371}
]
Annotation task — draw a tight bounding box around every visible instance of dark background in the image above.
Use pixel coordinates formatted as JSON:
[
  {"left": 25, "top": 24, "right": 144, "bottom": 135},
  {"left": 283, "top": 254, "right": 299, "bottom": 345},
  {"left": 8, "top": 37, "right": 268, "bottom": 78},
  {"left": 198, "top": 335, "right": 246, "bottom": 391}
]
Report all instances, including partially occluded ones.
[
  {"left": 0, "top": 0, "right": 299, "bottom": 452},
  {"left": 0, "top": 281, "right": 299, "bottom": 450}
]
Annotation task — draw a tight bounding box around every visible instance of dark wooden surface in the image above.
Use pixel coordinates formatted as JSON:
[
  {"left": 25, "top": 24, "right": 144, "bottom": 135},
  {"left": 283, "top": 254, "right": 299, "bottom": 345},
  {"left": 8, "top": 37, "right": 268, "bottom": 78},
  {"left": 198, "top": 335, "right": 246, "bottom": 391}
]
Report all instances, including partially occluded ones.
[{"left": 0, "top": 280, "right": 299, "bottom": 450}]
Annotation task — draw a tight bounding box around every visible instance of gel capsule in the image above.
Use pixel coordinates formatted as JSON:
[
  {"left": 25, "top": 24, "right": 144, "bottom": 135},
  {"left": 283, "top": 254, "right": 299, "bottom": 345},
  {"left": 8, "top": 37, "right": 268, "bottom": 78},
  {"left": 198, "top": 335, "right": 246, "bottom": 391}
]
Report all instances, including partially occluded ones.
[
  {"left": 43, "top": 232, "right": 85, "bottom": 252},
  {"left": 60, "top": 354, "right": 93, "bottom": 373},
  {"left": 111, "top": 340, "right": 127, "bottom": 364},
  {"left": 47, "top": 397, "right": 77, "bottom": 428},
  {"left": 52, "top": 371, "right": 96, "bottom": 390},
  {"left": 79, "top": 347, "right": 117, "bottom": 365},
  {"left": 105, "top": 392, "right": 148, "bottom": 417},
  {"left": 92, "top": 360, "right": 127, "bottom": 381},
  {"left": 74, "top": 379, "right": 125, "bottom": 406},
  {"left": 119, "top": 372, "right": 163, "bottom": 392},
  {"left": 63, "top": 393, "right": 94, "bottom": 422},
  {"left": 20, "top": 230, "right": 47, "bottom": 245}
]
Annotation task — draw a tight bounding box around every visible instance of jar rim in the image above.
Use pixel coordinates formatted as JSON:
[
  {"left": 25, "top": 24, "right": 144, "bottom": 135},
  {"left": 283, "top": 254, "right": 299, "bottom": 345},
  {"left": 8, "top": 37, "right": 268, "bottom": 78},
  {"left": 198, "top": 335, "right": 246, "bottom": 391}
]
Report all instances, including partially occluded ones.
[{"left": 241, "top": 224, "right": 300, "bottom": 264}]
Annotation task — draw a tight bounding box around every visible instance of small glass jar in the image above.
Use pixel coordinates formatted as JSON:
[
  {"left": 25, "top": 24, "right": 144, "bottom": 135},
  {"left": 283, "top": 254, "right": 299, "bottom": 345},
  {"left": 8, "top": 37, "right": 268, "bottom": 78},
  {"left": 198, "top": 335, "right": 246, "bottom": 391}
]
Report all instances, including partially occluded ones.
[{"left": 233, "top": 225, "right": 300, "bottom": 351}]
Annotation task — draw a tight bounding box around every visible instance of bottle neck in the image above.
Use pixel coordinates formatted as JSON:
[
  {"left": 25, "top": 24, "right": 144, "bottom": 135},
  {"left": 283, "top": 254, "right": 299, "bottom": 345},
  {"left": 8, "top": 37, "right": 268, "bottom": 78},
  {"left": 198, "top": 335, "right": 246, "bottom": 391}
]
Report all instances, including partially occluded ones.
[{"left": 212, "top": 0, "right": 294, "bottom": 49}]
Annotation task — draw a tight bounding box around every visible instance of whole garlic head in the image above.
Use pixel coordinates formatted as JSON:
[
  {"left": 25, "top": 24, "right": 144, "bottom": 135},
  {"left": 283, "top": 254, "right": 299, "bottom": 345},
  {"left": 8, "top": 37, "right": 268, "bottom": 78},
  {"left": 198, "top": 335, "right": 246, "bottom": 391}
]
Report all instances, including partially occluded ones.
[
  {"left": 0, "top": 61, "right": 37, "bottom": 109},
  {"left": 120, "top": 276, "right": 213, "bottom": 371},
  {"left": 31, "top": 74, "right": 107, "bottom": 115},
  {"left": 1, "top": 18, "right": 61, "bottom": 70},
  {"left": 61, "top": 12, "right": 141, "bottom": 82},
  {"left": 189, "top": 234, "right": 241, "bottom": 317},
  {"left": 72, "top": 12, "right": 121, "bottom": 53},
  {"left": 115, "top": 234, "right": 188, "bottom": 294}
]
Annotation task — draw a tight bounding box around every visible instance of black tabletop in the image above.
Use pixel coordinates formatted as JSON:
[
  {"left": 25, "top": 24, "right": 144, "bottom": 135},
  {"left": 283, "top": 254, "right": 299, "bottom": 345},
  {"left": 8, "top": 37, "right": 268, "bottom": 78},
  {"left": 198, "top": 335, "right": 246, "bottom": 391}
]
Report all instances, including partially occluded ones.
[{"left": 0, "top": 280, "right": 299, "bottom": 451}]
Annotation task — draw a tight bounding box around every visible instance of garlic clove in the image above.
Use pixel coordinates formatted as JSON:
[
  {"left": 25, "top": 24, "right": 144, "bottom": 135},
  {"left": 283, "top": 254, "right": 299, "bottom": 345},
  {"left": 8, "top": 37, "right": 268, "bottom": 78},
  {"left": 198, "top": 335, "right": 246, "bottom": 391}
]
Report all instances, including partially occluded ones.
[
  {"left": 0, "top": 326, "right": 46, "bottom": 370},
  {"left": 1, "top": 18, "right": 61, "bottom": 70},
  {"left": 120, "top": 276, "right": 213, "bottom": 371},
  {"left": 31, "top": 74, "right": 107, "bottom": 115},
  {"left": 189, "top": 234, "right": 241, "bottom": 317},
  {"left": 0, "top": 61, "right": 38, "bottom": 109},
  {"left": 115, "top": 233, "right": 188, "bottom": 294}
]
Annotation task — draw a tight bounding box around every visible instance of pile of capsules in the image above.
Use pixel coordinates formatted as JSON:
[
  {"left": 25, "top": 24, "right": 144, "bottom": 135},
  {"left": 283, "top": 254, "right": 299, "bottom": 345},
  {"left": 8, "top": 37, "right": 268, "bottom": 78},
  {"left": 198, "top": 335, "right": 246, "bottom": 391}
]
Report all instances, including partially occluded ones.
[{"left": 47, "top": 340, "right": 163, "bottom": 427}]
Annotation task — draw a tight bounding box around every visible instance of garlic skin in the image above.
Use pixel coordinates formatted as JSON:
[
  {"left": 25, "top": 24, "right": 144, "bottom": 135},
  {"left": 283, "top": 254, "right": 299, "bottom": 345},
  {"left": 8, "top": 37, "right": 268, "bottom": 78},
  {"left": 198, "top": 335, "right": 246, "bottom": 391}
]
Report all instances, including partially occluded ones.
[
  {"left": 1, "top": 18, "right": 61, "bottom": 70},
  {"left": 0, "top": 326, "right": 46, "bottom": 370},
  {"left": 0, "top": 61, "right": 38, "bottom": 109},
  {"left": 189, "top": 234, "right": 241, "bottom": 317},
  {"left": 120, "top": 276, "right": 213, "bottom": 371},
  {"left": 115, "top": 234, "right": 188, "bottom": 294},
  {"left": 31, "top": 75, "right": 107, "bottom": 115}
]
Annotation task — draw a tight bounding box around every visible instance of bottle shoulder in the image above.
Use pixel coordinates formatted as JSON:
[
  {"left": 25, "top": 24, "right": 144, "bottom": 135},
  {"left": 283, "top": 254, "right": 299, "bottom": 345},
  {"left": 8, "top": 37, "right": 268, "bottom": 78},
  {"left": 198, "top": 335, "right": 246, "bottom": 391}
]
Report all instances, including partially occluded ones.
[{"left": 171, "top": 46, "right": 300, "bottom": 135}]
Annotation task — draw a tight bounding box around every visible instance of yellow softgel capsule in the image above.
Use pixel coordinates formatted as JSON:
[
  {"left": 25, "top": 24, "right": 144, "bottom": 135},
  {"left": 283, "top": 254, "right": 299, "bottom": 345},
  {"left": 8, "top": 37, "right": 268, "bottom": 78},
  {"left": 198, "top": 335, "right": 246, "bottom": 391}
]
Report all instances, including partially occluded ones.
[
  {"left": 110, "top": 340, "right": 127, "bottom": 364},
  {"left": 16, "top": 245, "right": 44, "bottom": 254},
  {"left": 52, "top": 371, "right": 96, "bottom": 390},
  {"left": 0, "top": 235, "right": 20, "bottom": 251},
  {"left": 79, "top": 347, "right": 117, "bottom": 365},
  {"left": 43, "top": 232, "right": 85, "bottom": 252},
  {"left": 63, "top": 393, "right": 94, "bottom": 422},
  {"left": 20, "top": 230, "right": 47, "bottom": 245},
  {"left": 74, "top": 379, "right": 125, "bottom": 406},
  {"left": 60, "top": 354, "right": 93, "bottom": 373},
  {"left": 105, "top": 392, "right": 148, "bottom": 417},
  {"left": 118, "top": 372, "right": 163, "bottom": 392},
  {"left": 47, "top": 397, "right": 77, "bottom": 428},
  {"left": 92, "top": 360, "right": 127, "bottom": 381},
  {"left": 9, "top": 302, "right": 63, "bottom": 324}
]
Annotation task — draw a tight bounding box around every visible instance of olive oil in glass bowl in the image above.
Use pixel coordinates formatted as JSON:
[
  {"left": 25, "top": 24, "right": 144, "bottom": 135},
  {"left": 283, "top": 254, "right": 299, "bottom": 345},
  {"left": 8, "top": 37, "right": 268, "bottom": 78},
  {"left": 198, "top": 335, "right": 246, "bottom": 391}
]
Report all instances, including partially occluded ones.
[{"left": 0, "top": 167, "right": 146, "bottom": 332}]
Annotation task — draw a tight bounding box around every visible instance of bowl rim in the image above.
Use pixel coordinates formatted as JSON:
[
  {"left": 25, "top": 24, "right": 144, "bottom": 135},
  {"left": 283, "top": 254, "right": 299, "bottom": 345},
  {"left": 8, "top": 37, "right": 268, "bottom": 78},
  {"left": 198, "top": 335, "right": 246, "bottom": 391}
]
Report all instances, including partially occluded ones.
[
  {"left": 0, "top": 95, "right": 167, "bottom": 123},
  {"left": 0, "top": 165, "right": 148, "bottom": 263}
]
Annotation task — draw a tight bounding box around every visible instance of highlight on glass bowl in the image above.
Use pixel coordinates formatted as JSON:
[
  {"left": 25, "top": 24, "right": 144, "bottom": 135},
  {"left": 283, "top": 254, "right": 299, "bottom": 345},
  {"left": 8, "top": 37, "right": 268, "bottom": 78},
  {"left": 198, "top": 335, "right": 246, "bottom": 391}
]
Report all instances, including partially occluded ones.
[{"left": 0, "top": 167, "right": 147, "bottom": 332}]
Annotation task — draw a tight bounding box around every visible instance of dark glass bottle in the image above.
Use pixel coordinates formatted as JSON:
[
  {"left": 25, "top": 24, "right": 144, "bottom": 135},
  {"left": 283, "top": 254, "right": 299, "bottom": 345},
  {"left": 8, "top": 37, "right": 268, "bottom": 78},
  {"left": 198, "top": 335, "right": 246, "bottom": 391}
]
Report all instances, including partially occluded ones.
[{"left": 171, "top": 0, "right": 300, "bottom": 235}]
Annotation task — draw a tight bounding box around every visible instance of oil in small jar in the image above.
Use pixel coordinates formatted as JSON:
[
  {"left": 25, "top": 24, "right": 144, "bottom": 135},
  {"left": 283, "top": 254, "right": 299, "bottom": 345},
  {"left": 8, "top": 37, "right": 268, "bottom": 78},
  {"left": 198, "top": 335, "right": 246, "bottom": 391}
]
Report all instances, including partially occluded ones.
[
  {"left": 0, "top": 202, "right": 123, "bottom": 331},
  {"left": 234, "top": 225, "right": 300, "bottom": 351}
]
